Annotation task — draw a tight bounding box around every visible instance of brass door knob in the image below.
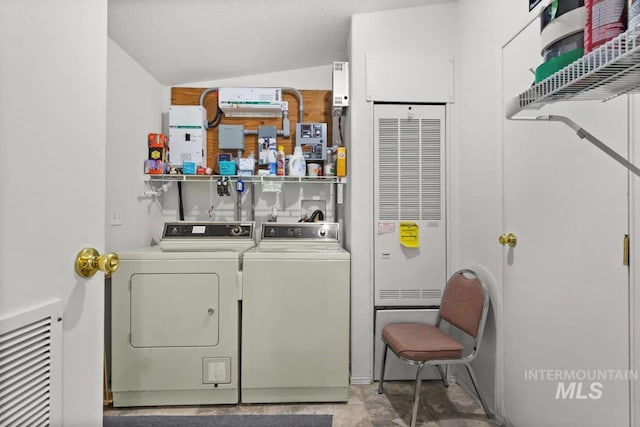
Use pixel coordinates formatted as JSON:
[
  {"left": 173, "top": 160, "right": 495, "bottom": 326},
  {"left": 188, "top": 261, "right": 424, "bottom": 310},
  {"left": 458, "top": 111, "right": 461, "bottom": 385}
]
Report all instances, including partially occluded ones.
[
  {"left": 75, "top": 248, "right": 120, "bottom": 278},
  {"left": 499, "top": 233, "right": 517, "bottom": 247}
]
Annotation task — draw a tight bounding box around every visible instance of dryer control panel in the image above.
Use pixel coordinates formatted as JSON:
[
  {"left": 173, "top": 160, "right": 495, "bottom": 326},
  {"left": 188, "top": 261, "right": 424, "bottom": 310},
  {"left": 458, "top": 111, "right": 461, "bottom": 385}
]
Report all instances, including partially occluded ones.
[
  {"left": 261, "top": 223, "right": 339, "bottom": 240},
  {"left": 162, "top": 222, "right": 254, "bottom": 239}
]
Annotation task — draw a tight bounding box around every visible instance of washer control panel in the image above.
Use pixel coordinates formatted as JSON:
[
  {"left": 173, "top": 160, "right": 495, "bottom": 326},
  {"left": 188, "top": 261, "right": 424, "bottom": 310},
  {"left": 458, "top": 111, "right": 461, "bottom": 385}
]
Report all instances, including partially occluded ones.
[
  {"left": 162, "top": 222, "right": 254, "bottom": 239},
  {"left": 261, "top": 223, "right": 339, "bottom": 240}
]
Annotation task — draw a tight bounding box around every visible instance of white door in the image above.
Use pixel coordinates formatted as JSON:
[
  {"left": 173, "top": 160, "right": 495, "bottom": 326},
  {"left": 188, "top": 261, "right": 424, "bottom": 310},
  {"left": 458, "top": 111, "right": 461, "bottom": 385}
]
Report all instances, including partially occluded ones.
[
  {"left": 501, "top": 18, "right": 630, "bottom": 427},
  {"left": 0, "top": 1, "right": 107, "bottom": 426}
]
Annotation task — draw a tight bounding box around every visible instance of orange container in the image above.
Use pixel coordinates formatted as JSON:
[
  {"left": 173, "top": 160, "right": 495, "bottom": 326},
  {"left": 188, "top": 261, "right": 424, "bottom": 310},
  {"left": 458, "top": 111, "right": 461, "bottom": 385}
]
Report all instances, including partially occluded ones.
[
  {"left": 336, "top": 146, "right": 347, "bottom": 177},
  {"left": 148, "top": 133, "right": 168, "bottom": 161}
]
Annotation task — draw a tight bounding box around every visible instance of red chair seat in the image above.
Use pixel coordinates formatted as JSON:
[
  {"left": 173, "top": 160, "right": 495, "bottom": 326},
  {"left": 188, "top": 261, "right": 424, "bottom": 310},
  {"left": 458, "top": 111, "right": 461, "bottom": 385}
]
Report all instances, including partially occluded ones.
[{"left": 382, "top": 322, "right": 464, "bottom": 362}]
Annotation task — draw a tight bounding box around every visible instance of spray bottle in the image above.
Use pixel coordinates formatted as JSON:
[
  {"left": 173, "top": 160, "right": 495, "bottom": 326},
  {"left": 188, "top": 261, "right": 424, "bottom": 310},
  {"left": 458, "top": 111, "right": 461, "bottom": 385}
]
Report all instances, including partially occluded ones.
[{"left": 276, "top": 145, "right": 286, "bottom": 176}]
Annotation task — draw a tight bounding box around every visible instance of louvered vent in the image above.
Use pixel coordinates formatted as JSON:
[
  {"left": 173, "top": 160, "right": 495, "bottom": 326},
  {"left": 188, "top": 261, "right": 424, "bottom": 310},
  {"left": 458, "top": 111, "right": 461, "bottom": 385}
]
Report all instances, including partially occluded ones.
[
  {"left": 334, "top": 62, "right": 343, "bottom": 71},
  {"left": 0, "top": 317, "right": 52, "bottom": 427},
  {"left": 334, "top": 96, "right": 343, "bottom": 106},
  {"left": 378, "top": 289, "right": 443, "bottom": 300},
  {"left": 378, "top": 118, "right": 400, "bottom": 220},
  {"left": 377, "top": 116, "right": 441, "bottom": 221},
  {"left": 421, "top": 119, "right": 442, "bottom": 220}
]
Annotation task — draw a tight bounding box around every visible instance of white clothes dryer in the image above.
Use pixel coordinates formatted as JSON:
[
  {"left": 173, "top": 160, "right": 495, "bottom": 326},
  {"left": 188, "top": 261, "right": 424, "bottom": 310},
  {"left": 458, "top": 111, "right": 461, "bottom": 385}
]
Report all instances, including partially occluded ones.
[
  {"left": 241, "top": 222, "right": 350, "bottom": 403},
  {"left": 111, "top": 221, "right": 254, "bottom": 407}
]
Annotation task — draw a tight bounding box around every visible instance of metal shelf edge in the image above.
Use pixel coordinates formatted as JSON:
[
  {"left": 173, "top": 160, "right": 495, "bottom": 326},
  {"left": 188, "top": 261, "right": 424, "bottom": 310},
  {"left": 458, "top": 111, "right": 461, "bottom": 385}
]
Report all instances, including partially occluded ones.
[
  {"left": 507, "top": 25, "right": 640, "bottom": 118},
  {"left": 146, "top": 174, "right": 346, "bottom": 184}
]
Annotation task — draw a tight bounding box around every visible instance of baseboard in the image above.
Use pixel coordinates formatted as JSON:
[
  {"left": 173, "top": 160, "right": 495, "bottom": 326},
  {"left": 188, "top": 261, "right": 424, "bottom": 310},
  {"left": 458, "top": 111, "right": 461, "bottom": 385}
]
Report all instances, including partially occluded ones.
[{"left": 350, "top": 376, "right": 372, "bottom": 385}]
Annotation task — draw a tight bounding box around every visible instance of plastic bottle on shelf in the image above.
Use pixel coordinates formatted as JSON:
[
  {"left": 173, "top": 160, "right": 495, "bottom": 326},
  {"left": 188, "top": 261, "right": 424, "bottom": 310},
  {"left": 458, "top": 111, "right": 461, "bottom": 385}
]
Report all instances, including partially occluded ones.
[
  {"left": 276, "top": 145, "right": 286, "bottom": 176},
  {"left": 324, "top": 147, "right": 335, "bottom": 176},
  {"left": 267, "top": 147, "right": 277, "bottom": 175},
  {"left": 288, "top": 146, "right": 306, "bottom": 177},
  {"left": 336, "top": 146, "right": 347, "bottom": 177}
]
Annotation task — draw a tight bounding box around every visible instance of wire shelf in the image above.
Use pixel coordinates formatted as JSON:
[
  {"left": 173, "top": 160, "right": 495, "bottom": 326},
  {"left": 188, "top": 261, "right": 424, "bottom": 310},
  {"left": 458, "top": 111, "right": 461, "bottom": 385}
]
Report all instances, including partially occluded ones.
[
  {"left": 146, "top": 174, "right": 346, "bottom": 184},
  {"left": 507, "top": 24, "right": 640, "bottom": 118}
]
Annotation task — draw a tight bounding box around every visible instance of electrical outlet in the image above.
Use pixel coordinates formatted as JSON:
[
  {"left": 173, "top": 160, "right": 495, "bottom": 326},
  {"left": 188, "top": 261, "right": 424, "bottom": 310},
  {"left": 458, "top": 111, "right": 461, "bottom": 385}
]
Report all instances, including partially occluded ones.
[{"left": 109, "top": 208, "right": 122, "bottom": 226}]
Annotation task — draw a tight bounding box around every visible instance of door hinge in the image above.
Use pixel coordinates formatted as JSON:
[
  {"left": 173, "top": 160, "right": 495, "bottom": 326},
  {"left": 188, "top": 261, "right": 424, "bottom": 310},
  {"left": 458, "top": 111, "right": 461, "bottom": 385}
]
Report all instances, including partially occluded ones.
[{"left": 623, "top": 234, "right": 630, "bottom": 266}]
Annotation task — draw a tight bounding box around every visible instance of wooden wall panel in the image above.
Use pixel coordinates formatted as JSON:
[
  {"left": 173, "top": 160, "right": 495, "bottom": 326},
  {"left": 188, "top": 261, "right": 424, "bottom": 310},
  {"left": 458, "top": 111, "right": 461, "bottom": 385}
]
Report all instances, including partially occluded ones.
[{"left": 171, "top": 87, "right": 333, "bottom": 172}]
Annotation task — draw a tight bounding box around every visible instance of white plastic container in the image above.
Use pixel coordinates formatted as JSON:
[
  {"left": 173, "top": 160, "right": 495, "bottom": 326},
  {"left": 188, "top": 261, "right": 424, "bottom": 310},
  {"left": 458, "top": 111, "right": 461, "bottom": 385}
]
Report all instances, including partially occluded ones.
[{"left": 288, "top": 146, "right": 306, "bottom": 177}]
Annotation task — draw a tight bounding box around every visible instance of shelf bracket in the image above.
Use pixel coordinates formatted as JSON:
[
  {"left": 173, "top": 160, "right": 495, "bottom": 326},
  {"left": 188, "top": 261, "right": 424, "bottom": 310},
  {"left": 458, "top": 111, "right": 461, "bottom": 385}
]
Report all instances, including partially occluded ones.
[{"left": 511, "top": 114, "right": 640, "bottom": 178}]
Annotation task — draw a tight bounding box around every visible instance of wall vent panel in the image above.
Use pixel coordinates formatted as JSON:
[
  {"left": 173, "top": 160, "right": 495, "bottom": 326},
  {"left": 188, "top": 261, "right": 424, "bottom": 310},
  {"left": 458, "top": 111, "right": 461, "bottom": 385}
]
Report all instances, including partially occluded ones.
[
  {"left": 0, "top": 301, "right": 63, "bottom": 427},
  {"left": 421, "top": 119, "right": 442, "bottom": 221},
  {"left": 376, "top": 116, "right": 442, "bottom": 221},
  {"left": 378, "top": 118, "right": 400, "bottom": 220},
  {"left": 378, "top": 289, "right": 443, "bottom": 300},
  {"left": 373, "top": 104, "right": 446, "bottom": 307}
]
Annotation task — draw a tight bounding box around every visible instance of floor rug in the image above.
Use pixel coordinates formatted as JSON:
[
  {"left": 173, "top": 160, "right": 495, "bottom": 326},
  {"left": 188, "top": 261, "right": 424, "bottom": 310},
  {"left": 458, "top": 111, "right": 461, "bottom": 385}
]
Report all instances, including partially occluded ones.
[{"left": 104, "top": 414, "right": 333, "bottom": 427}]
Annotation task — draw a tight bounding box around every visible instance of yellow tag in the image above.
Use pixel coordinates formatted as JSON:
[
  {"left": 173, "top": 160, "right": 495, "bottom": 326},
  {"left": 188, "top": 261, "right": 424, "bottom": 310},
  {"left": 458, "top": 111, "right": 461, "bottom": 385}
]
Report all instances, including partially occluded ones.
[{"left": 399, "top": 222, "right": 419, "bottom": 248}]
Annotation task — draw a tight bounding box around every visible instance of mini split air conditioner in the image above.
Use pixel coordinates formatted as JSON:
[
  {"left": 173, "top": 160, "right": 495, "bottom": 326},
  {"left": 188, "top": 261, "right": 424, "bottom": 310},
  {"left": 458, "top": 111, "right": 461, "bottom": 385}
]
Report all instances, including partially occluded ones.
[{"left": 218, "top": 87, "right": 283, "bottom": 118}]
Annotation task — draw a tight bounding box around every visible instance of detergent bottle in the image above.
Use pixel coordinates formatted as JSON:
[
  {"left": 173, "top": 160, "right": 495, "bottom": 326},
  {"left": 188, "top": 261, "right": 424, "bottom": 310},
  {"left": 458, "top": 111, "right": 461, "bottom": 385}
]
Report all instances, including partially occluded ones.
[
  {"left": 267, "top": 147, "right": 277, "bottom": 175},
  {"left": 288, "top": 146, "right": 306, "bottom": 177}
]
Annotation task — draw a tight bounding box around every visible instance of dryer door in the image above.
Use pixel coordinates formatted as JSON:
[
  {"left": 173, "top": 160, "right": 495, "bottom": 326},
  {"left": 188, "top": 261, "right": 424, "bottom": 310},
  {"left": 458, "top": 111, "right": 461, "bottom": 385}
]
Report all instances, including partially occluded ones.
[{"left": 130, "top": 273, "right": 219, "bottom": 347}]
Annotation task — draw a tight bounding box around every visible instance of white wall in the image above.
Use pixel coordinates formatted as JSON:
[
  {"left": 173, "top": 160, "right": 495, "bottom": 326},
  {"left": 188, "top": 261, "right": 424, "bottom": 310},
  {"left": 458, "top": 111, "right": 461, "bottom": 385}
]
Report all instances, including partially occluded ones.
[
  {"left": 348, "top": 1, "right": 517, "bottom": 417},
  {"left": 106, "top": 39, "right": 166, "bottom": 251},
  {"left": 178, "top": 65, "right": 333, "bottom": 90},
  {"left": 348, "top": 2, "right": 460, "bottom": 384},
  {"left": 158, "top": 66, "right": 336, "bottom": 228},
  {"left": 452, "top": 0, "right": 514, "bottom": 417}
]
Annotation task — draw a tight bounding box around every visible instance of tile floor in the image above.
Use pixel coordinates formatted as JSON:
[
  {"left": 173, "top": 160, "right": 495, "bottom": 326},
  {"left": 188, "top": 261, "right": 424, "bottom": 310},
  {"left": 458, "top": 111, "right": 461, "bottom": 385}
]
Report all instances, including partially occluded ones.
[{"left": 104, "top": 381, "right": 498, "bottom": 426}]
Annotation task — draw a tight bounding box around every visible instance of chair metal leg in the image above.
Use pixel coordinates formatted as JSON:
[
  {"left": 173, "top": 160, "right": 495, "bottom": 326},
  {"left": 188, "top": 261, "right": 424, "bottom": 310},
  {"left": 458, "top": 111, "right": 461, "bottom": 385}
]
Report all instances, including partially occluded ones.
[
  {"left": 464, "top": 363, "right": 491, "bottom": 417},
  {"left": 378, "top": 342, "right": 388, "bottom": 394},
  {"left": 435, "top": 364, "right": 449, "bottom": 387},
  {"left": 410, "top": 363, "right": 425, "bottom": 427}
]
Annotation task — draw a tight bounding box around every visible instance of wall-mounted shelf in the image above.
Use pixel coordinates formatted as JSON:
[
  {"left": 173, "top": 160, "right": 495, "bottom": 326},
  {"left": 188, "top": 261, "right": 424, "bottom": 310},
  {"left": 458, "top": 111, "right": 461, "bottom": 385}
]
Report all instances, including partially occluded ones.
[
  {"left": 146, "top": 174, "right": 347, "bottom": 184},
  {"left": 506, "top": 25, "right": 640, "bottom": 119},
  {"left": 144, "top": 173, "right": 346, "bottom": 222},
  {"left": 505, "top": 24, "right": 640, "bottom": 178}
]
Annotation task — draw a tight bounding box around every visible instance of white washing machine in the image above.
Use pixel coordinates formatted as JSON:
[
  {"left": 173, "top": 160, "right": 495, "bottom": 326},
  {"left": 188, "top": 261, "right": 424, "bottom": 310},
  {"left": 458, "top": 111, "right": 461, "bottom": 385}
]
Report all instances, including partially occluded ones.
[
  {"left": 111, "top": 221, "right": 254, "bottom": 407},
  {"left": 241, "top": 222, "right": 350, "bottom": 403}
]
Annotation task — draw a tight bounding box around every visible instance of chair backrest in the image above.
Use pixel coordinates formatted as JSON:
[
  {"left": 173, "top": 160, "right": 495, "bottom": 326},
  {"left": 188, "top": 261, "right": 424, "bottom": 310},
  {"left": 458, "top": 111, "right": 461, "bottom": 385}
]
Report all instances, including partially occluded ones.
[{"left": 438, "top": 269, "right": 488, "bottom": 338}]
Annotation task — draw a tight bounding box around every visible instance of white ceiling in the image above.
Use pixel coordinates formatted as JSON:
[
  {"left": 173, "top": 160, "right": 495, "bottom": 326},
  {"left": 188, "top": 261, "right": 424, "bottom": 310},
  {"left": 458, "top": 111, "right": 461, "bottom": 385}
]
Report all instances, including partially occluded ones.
[{"left": 108, "top": 0, "right": 441, "bottom": 86}]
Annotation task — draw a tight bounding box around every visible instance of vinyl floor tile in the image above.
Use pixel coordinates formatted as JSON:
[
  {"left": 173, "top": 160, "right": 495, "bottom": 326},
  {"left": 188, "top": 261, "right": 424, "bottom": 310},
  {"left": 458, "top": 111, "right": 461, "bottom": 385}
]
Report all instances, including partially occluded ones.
[{"left": 104, "top": 381, "right": 498, "bottom": 426}]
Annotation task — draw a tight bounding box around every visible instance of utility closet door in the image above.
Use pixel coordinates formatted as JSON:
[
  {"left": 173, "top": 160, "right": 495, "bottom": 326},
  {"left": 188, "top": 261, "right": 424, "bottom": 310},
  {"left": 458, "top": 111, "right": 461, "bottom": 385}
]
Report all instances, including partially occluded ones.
[
  {"left": 502, "top": 19, "right": 630, "bottom": 427},
  {"left": 373, "top": 104, "right": 446, "bottom": 307},
  {"left": 0, "top": 1, "right": 107, "bottom": 425}
]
